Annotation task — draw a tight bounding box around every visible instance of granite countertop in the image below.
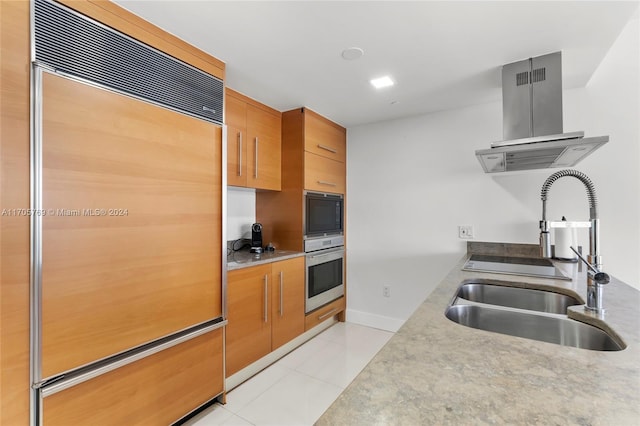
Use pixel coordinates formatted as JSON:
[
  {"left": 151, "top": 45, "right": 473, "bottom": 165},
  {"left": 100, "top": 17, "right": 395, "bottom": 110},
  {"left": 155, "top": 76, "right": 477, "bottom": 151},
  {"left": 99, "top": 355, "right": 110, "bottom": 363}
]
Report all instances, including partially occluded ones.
[
  {"left": 227, "top": 248, "right": 305, "bottom": 271},
  {"left": 317, "top": 244, "right": 640, "bottom": 425}
]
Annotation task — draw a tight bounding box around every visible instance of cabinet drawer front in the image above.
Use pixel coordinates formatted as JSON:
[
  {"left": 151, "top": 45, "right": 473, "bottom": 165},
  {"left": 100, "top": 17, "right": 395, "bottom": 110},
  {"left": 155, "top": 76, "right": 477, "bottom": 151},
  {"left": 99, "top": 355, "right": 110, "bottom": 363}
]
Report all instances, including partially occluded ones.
[
  {"left": 304, "top": 152, "right": 346, "bottom": 194},
  {"left": 304, "top": 111, "right": 346, "bottom": 163},
  {"left": 43, "top": 329, "right": 224, "bottom": 426},
  {"left": 305, "top": 296, "right": 345, "bottom": 331}
]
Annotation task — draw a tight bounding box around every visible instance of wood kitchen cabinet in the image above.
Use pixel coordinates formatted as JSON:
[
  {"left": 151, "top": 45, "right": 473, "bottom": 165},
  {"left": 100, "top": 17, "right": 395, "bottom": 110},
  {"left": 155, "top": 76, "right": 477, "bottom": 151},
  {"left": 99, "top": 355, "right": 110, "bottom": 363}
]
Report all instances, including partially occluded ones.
[
  {"left": 302, "top": 108, "right": 346, "bottom": 194},
  {"left": 226, "top": 93, "right": 248, "bottom": 187},
  {"left": 304, "top": 151, "right": 346, "bottom": 194},
  {"left": 43, "top": 329, "right": 224, "bottom": 426},
  {"left": 41, "top": 71, "right": 223, "bottom": 378},
  {"left": 2, "top": 1, "right": 227, "bottom": 424},
  {"left": 271, "top": 257, "right": 306, "bottom": 350},
  {"left": 304, "top": 108, "right": 346, "bottom": 163},
  {"left": 257, "top": 107, "right": 347, "bottom": 250},
  {"left": 225, "top": 263, "right": 272, "bottom": 376},
  {"left": 304, "top": 296, "right": 346, "bottom": 331},
  {"left": 226, "top": 257, "right": 305, "bottom": 376},
  {"left": 226, "top": 88, "right": 281, "bottom": 191}
]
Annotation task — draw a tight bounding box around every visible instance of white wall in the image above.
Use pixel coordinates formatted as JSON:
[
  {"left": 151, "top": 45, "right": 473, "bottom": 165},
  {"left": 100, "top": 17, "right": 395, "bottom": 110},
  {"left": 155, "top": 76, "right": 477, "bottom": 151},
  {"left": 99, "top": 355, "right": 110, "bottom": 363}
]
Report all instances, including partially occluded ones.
[
  {"left": 345, "top": 16, "right": 639, "bottom": 331},
  {"left": 227, "top": 187, "right": 256, "bottom": 241}
]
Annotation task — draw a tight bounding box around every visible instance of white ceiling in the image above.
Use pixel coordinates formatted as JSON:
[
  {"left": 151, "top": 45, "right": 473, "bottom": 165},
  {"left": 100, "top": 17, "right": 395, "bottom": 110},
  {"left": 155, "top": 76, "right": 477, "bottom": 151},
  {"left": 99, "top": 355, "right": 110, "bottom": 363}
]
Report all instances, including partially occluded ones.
[{"left": 114, "top": 1, "right": 638, "bottom": 128}]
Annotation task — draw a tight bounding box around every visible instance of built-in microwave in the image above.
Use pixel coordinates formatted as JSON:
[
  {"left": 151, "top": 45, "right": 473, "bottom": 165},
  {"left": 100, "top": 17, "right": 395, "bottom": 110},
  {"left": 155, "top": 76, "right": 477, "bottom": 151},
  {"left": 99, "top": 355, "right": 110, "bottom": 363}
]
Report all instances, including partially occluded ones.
[
  {"left": 305, "top": 247, "right": 345, "bottom": 313},
  {"left": 304, "top": 191, "right": 344, "bottom": 252}
]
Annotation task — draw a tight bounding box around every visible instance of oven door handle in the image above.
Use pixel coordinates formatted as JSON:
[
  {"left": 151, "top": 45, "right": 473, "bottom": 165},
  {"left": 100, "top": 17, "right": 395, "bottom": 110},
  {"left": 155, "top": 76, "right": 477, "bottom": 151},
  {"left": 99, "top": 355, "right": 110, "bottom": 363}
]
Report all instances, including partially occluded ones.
[
  {"left": 307, "top": 249, "right": 344, "bottom": 259},
  {"left": 306, "top": 250, "right": 344, "bottom": 267}
]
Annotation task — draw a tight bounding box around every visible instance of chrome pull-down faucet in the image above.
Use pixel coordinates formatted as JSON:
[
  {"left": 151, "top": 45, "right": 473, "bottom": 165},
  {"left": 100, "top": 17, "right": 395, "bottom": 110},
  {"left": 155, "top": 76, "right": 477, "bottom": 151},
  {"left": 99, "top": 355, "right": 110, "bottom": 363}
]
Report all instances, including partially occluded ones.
[{"left": 539, "top": 169, "right": 610, "bottom": 314}]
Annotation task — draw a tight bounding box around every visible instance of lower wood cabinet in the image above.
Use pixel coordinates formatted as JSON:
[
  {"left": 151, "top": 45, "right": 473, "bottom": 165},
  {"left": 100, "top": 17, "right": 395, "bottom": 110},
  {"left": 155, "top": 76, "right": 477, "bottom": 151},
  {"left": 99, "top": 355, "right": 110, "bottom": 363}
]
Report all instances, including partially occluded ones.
[
  {"left": 226, "top": 257, "right": 305, "bottom": 376},
  {"left": 271, "top": 258, "right": 306, "bottom": 349},
  {"left": 305, "top": 296, "right": 346, "bottom": 331},
  {"left": 42, "top": 329, "right": 224, "bottom": 426}
]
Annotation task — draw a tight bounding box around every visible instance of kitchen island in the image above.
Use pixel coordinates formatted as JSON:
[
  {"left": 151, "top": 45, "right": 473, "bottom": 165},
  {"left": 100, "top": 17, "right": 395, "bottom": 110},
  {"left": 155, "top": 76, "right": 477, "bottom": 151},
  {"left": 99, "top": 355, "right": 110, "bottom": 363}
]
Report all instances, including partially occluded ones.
[{"left": 316, "top": 244, "right": 640, "bottom": 425}]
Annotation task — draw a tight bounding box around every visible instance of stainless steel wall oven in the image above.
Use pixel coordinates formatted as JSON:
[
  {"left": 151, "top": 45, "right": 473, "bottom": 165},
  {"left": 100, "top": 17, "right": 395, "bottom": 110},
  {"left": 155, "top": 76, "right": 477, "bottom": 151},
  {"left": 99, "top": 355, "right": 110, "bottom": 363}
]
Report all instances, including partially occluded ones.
[{"left": 305, "top": 247, "right": 345, "bottom": 313}]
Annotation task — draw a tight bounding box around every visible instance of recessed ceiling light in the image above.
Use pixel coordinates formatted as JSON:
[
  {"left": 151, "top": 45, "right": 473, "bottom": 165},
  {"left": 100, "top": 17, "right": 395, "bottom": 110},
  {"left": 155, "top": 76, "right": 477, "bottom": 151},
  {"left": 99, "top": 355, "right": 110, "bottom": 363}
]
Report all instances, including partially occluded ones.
[
  {"left": 341, "top": 47, "right": 364, "bottom": 60},
  {"left": 370, "top": 76, "right": 394, "bottom": 89}
]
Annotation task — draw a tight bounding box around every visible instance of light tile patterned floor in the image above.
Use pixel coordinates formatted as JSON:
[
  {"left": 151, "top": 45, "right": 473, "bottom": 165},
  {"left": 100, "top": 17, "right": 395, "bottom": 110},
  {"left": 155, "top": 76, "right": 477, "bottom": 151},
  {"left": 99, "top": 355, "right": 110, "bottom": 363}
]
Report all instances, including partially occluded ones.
[{"left": 185, "top": 322, "right": 394, "bottom": 426}]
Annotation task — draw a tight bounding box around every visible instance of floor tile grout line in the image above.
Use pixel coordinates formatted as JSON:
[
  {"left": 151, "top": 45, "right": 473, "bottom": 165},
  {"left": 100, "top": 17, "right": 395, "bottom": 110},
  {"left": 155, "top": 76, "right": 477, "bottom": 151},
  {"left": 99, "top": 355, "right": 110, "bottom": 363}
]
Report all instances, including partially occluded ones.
[
  {"left": 222, "top": 365, "right": 297, "bottom": 415},
  {"left": 198, "top": 323, "right": 395, "bottom": 426}
]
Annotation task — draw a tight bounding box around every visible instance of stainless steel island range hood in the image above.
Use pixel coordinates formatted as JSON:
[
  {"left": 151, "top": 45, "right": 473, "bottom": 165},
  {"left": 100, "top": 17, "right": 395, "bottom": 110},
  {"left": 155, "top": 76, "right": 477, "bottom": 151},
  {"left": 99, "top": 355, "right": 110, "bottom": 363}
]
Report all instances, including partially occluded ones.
[{"left": 476, "top": 51, "right": 609, "bottom": 173}]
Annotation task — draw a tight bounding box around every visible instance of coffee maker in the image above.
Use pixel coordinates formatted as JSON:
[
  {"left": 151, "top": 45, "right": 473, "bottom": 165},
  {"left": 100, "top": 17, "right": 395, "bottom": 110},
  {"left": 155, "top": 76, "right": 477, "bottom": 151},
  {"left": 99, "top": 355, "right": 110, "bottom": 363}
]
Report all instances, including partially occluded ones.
[{"left": 250, "top": 223, "right": 263, "bottom": 253}]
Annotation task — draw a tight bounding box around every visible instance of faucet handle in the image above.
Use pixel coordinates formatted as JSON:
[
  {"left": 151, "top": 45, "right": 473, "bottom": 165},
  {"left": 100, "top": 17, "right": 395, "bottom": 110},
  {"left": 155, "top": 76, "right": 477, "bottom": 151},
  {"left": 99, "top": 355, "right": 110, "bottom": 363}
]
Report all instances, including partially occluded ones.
[
  {"left": 569, "top": 246, "right": 610, "bottom": 285},
  {"left": 593, "top": 271, "right": 611, "bottom": 285}
]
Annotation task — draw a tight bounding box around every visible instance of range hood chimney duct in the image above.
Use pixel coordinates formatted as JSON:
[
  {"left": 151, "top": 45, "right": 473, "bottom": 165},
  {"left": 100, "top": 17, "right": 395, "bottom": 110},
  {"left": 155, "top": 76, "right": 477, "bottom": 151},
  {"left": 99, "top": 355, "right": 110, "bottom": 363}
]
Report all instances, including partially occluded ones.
[{"left": 476, "top": 51, "right": 608, "bottom": 173}]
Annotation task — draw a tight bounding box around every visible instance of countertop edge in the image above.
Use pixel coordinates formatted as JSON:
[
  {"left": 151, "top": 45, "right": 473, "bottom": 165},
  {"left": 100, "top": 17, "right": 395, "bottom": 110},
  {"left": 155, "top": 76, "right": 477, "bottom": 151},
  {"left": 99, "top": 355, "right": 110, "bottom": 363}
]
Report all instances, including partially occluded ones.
[{"left": 227, "top": 250, "right": 305, "bottom": 271}]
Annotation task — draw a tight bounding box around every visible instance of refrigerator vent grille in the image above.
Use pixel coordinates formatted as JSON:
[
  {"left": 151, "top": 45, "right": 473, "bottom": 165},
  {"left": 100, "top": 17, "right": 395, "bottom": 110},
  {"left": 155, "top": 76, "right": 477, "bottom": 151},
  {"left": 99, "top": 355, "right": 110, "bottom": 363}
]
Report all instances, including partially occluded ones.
[{"left": 34, "top": 0, "right": 223, "bottom": 124}]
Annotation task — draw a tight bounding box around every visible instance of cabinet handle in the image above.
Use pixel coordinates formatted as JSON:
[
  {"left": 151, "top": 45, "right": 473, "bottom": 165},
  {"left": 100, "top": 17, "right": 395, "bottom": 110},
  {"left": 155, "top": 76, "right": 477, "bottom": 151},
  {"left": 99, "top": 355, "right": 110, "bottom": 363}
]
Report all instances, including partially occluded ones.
[
  {"left": 238, "top": 132, "right": 243, "bottom": 177},
  {"left": 318, "top": 307, "right": 338, "bottom": 321},
  {"left": 317, "top": 144, "right": 337, "bottom": 154},
  {"left": 264, "top": 274, "right": 268, "bottom": 323},
  {"left": 254, "top": 137, "right": 259, "bottom": 179},
  {"left": 317, "top": 180, "right": 337, "bottom": 187},
  {"left": 279, "top": 271, "right": 284, "bottom": 317}
]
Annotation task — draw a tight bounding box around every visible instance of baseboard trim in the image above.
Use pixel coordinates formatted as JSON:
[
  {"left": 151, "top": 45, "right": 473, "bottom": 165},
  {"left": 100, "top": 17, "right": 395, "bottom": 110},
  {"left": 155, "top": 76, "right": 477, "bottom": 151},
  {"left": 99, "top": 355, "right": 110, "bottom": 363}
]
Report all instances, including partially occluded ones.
[
  {"left": 225, "top": 317, "right": 337, "bottom": 391},
  {"left": 345, "top": 309, "right": 404, "bottom": 332}
]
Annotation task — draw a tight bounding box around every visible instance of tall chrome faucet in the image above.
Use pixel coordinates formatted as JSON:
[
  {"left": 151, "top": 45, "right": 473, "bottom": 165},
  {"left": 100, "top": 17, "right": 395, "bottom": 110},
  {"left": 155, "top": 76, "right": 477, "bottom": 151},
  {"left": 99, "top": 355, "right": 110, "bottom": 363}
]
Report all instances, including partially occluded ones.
[{"left": 539, "top": 169, "right": 610, "bottom": 314}]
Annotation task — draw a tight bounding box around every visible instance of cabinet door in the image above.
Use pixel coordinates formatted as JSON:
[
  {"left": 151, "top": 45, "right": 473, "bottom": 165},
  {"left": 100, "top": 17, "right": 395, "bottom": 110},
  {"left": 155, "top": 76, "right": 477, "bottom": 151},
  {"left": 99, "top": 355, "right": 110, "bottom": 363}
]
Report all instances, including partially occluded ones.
[
  {"left": 226, "top": 94, "right": 247, "bottom": 187},
  {"left": 246, "top": 104, "right": 281, "bottom": 191},
  {"left": 226, "top": 264, "right": 272, "bottom": 376},
  {"left": 304, "top": 110, "right": 346, "bottom": 163},
  {"left": 271, "top": 257, "right": 305, "bottom": 350},
  {"left": 43, "top": 329, "right": 224, "bottom": 426},
  {"left": 304, "top": 151, "right": 346, "bottom": 194},
  {"left": 41, "top": 72, "right": 222, "bottom": 378}
]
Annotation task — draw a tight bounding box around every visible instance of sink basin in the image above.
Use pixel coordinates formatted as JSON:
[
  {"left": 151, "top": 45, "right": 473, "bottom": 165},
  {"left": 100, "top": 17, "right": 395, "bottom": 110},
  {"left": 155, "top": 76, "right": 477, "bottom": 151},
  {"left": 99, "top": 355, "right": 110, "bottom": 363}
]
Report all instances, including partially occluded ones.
[
  {"left": 445, "top": 304, "right": 624, "bottom": 351},
  {"left": 455, "top": 282, "right": 582, "bottom": 314}
]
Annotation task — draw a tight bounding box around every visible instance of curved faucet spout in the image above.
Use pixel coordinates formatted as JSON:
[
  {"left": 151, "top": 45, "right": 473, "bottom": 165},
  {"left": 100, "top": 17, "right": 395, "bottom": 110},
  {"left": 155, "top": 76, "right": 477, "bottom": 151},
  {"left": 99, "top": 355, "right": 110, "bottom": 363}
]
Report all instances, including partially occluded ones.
[
  {"left": 538, "top": 169, "right": 605, "bottom": 314},
  {"left": 540, "top": 169, "right": 598, "bottom": 221}
]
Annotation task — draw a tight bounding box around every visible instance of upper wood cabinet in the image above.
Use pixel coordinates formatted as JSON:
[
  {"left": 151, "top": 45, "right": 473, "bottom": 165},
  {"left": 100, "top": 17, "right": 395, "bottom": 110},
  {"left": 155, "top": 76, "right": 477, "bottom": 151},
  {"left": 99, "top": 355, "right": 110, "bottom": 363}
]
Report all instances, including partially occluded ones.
[
  {"left": 226, "top": 88, "right": 281, "bottom": 191},
  {"left": 304, "top": 151, "right": 346, "bottom": 194},
  {"left": 256, "top": 107, "right": 346, "bottom": 251},
  {"left": 226, "top": 257, "right": 305, "bottom": 376},
  {"left": 226, "top": 94, "right": 248, "bottom": 187},
  {"left": 304, "top": 109, "right": 346, "bottom": 163}
]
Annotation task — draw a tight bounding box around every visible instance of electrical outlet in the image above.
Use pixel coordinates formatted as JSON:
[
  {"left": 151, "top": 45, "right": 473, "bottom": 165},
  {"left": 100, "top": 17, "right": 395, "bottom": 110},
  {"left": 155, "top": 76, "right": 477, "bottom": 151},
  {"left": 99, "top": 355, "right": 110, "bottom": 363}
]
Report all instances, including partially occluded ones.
[
  {"left": 383, "top": 286, "right": 391, "bottom": 297},
  {"left": 458, "top": 225, "right": 474, "bottom": 239}
]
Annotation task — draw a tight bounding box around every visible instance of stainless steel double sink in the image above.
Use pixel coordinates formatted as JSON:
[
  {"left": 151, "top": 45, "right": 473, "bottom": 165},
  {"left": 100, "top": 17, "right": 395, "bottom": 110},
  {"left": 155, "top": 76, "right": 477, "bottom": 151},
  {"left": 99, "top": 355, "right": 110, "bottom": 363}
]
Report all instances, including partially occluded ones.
[{"left": 445, "top": 280, "right": 625, "bottom": 351}]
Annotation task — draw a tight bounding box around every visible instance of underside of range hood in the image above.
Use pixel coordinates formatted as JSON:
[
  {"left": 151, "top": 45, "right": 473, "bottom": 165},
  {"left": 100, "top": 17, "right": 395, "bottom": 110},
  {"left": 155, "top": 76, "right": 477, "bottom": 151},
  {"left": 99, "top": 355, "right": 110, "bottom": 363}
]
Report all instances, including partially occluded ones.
[{"left": 476, "top": 51, "right": 609, "bottom": 173}]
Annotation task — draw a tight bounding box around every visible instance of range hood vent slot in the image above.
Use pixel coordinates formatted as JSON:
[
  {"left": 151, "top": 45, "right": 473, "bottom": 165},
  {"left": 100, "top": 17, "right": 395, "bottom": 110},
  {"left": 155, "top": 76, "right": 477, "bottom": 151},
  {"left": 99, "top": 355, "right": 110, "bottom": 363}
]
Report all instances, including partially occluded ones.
[
  {"left": 516, "top": 72, "right": 529, "bottom": 86},
  {"left": 532, "top": 67, "right": 546, "bottom": 83},
  {"left": 475, "top": 51, "right": 608, "bottom": 173}
]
